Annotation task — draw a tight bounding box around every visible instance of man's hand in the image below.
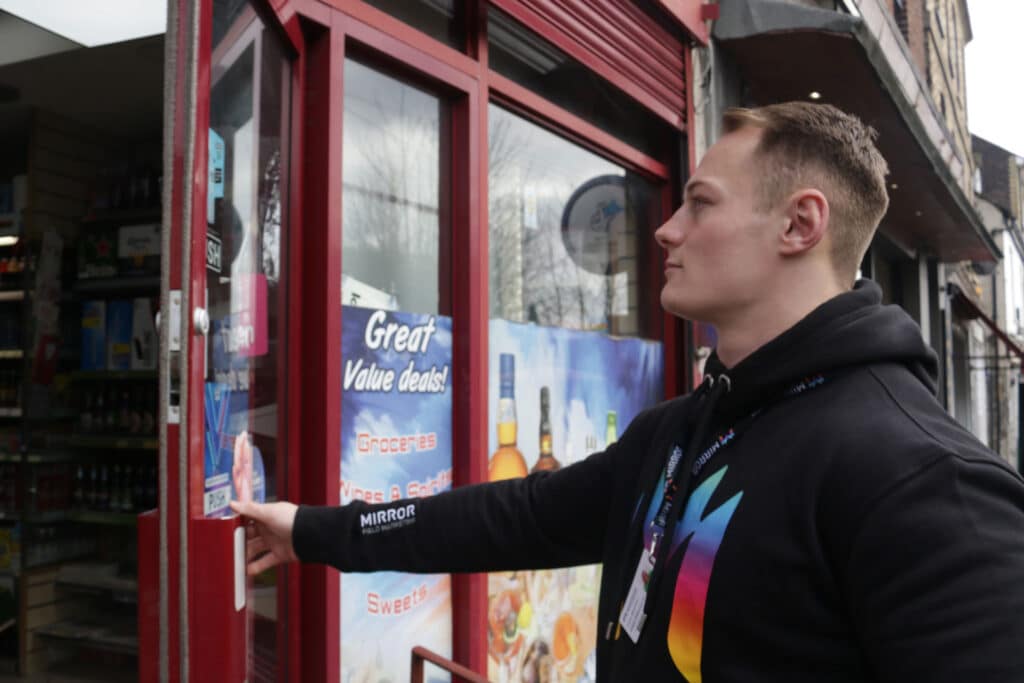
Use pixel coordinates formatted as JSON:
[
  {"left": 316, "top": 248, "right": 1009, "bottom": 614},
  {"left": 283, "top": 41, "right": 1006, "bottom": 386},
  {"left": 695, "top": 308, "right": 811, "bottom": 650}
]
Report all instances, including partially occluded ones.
[{"left": 229, "top": 500, "right": 299, "bottom": 576}]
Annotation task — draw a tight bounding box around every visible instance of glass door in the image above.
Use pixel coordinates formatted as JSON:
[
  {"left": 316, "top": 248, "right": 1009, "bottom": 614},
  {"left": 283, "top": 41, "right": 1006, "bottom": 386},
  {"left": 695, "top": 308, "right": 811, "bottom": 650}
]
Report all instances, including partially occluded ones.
[{"left": 186, "top": 1, "right": 294, "bottom": 680}]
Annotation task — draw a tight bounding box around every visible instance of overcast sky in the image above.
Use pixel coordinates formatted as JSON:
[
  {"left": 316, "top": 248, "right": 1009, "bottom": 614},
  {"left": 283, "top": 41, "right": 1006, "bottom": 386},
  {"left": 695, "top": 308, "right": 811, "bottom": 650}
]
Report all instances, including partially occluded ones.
[
  {"left": 966, "top": 0, "right": 1024, "bottom": 157},
  {"left": 0, "top": 0, "right": 165, "bottom": 47}
]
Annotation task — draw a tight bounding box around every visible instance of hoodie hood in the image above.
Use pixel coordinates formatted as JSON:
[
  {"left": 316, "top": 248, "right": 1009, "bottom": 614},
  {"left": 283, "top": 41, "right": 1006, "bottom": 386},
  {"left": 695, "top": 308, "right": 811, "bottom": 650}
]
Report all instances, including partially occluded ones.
[{"left": 702, "top": 279, "right": 938, "bottom": 426}]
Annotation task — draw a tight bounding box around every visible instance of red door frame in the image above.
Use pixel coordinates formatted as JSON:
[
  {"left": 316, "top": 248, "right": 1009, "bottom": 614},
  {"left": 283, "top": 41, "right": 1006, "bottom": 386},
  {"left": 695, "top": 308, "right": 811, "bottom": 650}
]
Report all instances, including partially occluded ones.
[
  {"left": 160, "top": 1, "right": 305, "bottom": 681},
  {"left": 168, "top": 0, "right": 700, "bottom": 680}
]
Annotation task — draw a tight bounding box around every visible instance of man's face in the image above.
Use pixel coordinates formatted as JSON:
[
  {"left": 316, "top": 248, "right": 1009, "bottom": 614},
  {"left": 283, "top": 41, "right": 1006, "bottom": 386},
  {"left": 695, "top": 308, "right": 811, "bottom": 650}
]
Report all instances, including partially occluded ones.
[{"left": 654, "top": 126, "right": 785, "bottom": 324}]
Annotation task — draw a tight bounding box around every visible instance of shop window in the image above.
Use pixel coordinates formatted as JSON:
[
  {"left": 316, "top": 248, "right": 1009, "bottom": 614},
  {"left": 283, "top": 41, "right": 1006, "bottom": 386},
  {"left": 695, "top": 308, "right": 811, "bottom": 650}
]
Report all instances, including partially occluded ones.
[
  {"left": 488, "top": 104, "right": 659, "bottom": 338},
  {"left": 487, "top": 8, "right": 674, "bottom": 161},
  {"left": 342, "top": 58, "right": 449, "bottom": 315},
  {"left": 339, "top": 57, "right": 454, "bottom": 682},
  {"left": 362, "top": 0, "right": 464, "bottom": 51},
  {"left": 485, "top": 104, "right": 665, "bottom": 681}
]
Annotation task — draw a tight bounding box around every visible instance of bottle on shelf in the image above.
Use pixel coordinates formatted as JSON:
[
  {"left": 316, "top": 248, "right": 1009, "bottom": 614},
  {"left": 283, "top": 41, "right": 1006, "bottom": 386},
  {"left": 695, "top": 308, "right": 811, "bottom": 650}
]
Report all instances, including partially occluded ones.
[
  {"left": 98, "top": 464, "right": 110, "bottom": 510},
  {"left": 86, "top": 464, "right": 97, "bottom": 508},
  {"left": 119, "top": 387, "right": 132, "bottom": 432},
  {"left": 489, "top": 353, "right": 528, "bottom": 482},
  {"left": 120, "top": 465, "right": 134, "bottom": 512},
  {"left": 73, "top": 465, "right": 85, "bottom": 509},
  {"left": 80, "top": 390, "right": 94, "bottom": 433},
  {"left": 531, "top": 386, "right": 561, "bottom": 473},
  {"left": 94, "top": 389, "right": 106, "bottom": 434},
  {"left": 104, "top": 386, "right": 118, "bottom": 434}
]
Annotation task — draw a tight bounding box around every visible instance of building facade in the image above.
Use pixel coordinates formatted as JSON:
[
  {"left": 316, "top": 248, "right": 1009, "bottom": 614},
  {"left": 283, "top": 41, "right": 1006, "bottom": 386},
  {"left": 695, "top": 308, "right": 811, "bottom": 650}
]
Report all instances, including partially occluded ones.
[{"left": 972, "top": 134, "right": 1024, "bottom": 468}]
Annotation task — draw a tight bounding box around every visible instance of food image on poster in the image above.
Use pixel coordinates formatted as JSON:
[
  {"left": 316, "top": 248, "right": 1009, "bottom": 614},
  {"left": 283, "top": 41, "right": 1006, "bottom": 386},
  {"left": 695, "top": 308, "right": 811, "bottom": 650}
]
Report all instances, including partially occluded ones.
[
  {"left": 340, "top": 306, "right": 454, "bottom": 683},
  {"left": 487, "top": 319, "right": 663, "bottom": 682}
]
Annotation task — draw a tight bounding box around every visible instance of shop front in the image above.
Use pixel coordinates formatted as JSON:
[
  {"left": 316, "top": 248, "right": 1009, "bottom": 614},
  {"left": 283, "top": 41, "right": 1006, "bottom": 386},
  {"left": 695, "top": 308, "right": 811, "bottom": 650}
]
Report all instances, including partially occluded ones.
[{"left": 149, "top": 0, "right": 706, "bottom": 681}]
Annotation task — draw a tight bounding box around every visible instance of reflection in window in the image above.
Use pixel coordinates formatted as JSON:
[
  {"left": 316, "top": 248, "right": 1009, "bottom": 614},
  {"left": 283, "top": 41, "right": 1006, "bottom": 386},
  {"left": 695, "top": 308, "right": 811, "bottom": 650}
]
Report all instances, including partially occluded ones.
[
  {"left": 342, "top": 60, "right": 446, "bottom": 315},
  {"left": 488, "top": 105, "right": 658, "bottom": 338},
  {"left": 487, "top": 7, "right": 673, "bottom": 160},
  {"left": 362, "top": 0, "right": 463, "bottom": 51}
]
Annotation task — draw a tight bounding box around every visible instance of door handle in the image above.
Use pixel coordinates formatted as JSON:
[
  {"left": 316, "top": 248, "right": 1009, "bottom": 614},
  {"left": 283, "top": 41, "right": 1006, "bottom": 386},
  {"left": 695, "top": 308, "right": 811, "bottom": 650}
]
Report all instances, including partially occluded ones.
[{"left": 193, "top": 307, "right": 210, "bottom": 336}]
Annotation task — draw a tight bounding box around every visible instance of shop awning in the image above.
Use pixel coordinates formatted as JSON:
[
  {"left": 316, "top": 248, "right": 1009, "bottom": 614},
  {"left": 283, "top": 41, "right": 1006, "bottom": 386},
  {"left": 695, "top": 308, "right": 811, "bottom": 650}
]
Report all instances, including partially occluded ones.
[
  {"left": 949, "top": 284, "right": 1024, "bottom": 369},
  {"left": 713, "top": 0, "right": 1001, "bottom": 263}
]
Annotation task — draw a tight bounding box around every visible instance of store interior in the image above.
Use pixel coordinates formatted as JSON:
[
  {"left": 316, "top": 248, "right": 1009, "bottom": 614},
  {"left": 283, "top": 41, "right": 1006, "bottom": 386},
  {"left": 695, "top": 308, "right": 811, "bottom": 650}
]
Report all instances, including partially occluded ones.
[{"left": 0, "top": 19, "right": 164, "bottom": 681}]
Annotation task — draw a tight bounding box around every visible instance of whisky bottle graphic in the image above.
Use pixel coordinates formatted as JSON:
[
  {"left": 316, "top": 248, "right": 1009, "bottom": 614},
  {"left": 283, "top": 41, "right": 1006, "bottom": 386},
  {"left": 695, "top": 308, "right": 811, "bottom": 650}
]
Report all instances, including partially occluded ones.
[
  {"left": 489, "top": 353, "right": 529, "bottom": 481},
  {"left": 531, "top": 386, "right": 561, "bottom": 473},
  {"left": 605, "top": 410, "right": 618, "bottom": 448}
]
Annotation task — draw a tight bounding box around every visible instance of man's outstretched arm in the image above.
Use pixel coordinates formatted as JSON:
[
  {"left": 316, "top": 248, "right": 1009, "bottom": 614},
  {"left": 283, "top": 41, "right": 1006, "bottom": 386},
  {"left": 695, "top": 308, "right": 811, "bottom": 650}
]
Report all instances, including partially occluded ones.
[{"left": 231, "top": 409, "right": 653, "bottom": 577}]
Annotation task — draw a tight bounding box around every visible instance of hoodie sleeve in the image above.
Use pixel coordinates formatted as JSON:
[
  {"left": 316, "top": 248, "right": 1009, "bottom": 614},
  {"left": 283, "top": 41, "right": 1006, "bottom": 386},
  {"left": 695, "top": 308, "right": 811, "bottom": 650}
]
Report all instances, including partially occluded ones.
[
  {"left": 291, "top": 410, "right": 653, "bottom": 574},
  {"left": 843, "top": 453, "right": 1024, "bottom": 682}
]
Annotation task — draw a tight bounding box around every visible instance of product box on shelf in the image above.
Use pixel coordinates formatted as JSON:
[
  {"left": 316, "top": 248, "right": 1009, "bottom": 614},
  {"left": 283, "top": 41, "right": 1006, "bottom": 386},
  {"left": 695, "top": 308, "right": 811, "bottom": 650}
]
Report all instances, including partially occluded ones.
[
  {"left": 81, "top": 300, "right": 106, "bottom": 370},
  {"left": 131, "top": 297, "right": 157, "bottom": 370},
  {"left": 107, "top": 300, "right": 133, "bottom": 370},
  {"left": 78, "top": 227, "right": 118, "bottom": 279},
  {"left": 117, "top": 223, "right": 160, "bottom": 276}
]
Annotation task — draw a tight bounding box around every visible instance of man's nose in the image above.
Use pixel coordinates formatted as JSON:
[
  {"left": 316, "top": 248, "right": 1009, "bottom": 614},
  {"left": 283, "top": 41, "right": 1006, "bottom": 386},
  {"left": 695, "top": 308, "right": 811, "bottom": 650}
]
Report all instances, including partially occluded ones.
[{"left": 654, "top": 214, "right": 681, "bottom": 249}]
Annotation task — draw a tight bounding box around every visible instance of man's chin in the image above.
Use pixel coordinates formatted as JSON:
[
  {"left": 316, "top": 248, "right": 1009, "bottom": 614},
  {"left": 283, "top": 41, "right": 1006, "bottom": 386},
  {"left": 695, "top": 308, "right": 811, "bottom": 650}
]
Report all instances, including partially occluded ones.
[{"left": 661, "top": 292, "right": 711, "bottom": 323}]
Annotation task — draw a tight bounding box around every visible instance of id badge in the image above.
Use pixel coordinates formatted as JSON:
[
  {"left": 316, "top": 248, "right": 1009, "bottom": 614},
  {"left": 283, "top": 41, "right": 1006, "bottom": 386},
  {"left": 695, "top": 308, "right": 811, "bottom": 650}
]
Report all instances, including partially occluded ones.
[{"left": 619, "top": 547, "right": 656, "bottom": 643}]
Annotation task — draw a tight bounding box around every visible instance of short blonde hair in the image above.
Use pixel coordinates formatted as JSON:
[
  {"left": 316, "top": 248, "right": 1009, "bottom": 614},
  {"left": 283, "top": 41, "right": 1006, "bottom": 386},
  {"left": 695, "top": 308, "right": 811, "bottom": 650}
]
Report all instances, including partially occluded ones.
[{"left": 723, "top": 102, "right": 890, "bottom": 283}]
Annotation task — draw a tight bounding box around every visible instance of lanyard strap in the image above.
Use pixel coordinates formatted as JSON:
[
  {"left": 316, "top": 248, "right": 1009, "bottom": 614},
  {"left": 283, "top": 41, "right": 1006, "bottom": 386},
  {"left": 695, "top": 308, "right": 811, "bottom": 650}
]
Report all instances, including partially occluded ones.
[{"left": 647, "top": 372, "right": 828, "bottom": 549}]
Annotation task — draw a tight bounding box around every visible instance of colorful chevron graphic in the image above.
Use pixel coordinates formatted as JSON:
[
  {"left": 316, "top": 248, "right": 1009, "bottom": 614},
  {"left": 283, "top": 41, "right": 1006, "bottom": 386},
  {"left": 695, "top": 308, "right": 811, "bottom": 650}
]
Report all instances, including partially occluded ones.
[{"left": 665, "top": 466, "right": 743, "bottom": 682}]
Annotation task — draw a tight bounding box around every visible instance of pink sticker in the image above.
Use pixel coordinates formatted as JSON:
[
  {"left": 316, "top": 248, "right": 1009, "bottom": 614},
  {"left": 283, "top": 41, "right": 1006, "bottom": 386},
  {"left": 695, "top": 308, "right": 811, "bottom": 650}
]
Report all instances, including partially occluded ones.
[{"left": 232, "top": 273, "right": 268, "bottom": 357}]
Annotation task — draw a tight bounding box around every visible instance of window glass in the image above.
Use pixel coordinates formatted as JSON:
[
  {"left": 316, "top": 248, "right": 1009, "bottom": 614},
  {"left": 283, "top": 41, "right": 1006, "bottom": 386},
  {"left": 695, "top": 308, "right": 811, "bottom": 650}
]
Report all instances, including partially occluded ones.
[
  {"left": 488, "top": 104, "right": 659, "bottom": 338},
  {"left": 342, "top": 59, "right": 447, "bottom": 314},
  {"left": 486, "top": 105, "right": 665, "bottom": 682},
  {"left": 362, "top": 0, "right": 464, "bottom": 51},
  {"left": 487, "top": 7, "right": 673, "bottom": 160}
]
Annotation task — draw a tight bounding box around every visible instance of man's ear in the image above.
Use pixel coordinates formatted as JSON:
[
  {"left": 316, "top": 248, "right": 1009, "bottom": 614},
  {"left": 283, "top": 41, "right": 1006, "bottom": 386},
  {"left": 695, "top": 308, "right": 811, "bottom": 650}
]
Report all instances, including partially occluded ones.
[{"left": 780, "top": 189, "right": 829, "bottom": 256}]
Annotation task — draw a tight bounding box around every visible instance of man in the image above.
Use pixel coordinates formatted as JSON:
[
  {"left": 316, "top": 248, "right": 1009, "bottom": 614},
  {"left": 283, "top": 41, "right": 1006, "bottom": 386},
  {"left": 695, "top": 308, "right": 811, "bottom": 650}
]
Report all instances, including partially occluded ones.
[{"left": 232, "top": 102, "right": 1024, "bottom": 682}]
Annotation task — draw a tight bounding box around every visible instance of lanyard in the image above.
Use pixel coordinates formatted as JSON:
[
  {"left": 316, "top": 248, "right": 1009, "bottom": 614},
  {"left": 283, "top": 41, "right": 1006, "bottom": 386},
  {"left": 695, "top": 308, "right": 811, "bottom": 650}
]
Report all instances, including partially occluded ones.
[{"left": 646, "top": 372, "right": 827, "bottom": 555}]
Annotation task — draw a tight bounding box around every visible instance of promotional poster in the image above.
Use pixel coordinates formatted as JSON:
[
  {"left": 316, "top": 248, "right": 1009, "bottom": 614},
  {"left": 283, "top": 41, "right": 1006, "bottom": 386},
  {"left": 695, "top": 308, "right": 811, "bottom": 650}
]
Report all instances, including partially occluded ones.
[
  {"left": 487, "top": 319, "right": 663, "bottom": 683},
  {"left": 202, "top": 381, "right": 266, "bottom": 518},
  {"left": 340, "top": 305, "right": 454, "bottom": 683}
]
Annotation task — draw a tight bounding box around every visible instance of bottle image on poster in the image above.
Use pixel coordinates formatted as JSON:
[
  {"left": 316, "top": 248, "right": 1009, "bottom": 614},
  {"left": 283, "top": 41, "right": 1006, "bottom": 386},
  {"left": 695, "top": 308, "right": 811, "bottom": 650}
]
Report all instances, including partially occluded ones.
[
  {"left": 489, "top": 353, "right": 529, "bottom": 481},
  {"left": 487, "top": 319, "right": 663, "bottom": 683},
  {"left": 340, "top": 306, "right": 454, "bottom": 683},
  {"left": 531, "top": 387, "right": 561, "bottom": 473}
]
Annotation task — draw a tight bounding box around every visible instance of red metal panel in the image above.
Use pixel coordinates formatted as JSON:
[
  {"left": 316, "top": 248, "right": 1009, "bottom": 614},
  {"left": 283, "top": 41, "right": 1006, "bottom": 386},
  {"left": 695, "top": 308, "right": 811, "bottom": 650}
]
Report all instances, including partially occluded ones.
[
  {"left": 138, "top": 510, "right": 159, "bottom": 683},
  {"left": 283, "top": 10, "right": 310, "bottom": 683},
  {"left": 296, "top": 17, "right": 342, "bottom": 683},
  {"left": 657, "top": 0, "right": 710, "bottom": 45},
  {"left": 489, "top": 0, "right": 686, "bottom": 130},
  {"left": 191, "top": 518, "right": 249, "bottom": 683},
  {"left": 452, "top": 4, "right": 489, "bottom": 673},
  {"left": 321, "top": 0, "right": 481, "bottom": 80}
]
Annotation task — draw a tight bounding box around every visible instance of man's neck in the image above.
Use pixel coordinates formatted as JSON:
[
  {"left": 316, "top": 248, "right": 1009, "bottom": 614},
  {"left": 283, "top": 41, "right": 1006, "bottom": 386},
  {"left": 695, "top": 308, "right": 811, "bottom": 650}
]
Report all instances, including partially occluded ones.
[{"left": 713, "top": 280, "right": 846, "bottom": 369}]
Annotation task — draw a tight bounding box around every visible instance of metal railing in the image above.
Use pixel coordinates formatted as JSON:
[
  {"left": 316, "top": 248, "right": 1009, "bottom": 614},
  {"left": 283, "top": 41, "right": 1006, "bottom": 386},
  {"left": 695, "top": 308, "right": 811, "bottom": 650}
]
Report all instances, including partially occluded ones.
[{"left": 410, "top": 646, "right": 492, "bottom": 683}]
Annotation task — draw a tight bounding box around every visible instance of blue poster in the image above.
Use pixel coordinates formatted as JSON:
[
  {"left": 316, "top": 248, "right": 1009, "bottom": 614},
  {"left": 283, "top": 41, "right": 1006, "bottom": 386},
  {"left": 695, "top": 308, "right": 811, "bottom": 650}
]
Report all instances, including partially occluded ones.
[
  {"left": 203, "top": 381, "right": 265, "bottom": 518},
  {"left": 340, "top": 306, "right": 453, "bottom": 683},
  {"left": 486, "top": 320, "right": 663, "bottom": 682}
]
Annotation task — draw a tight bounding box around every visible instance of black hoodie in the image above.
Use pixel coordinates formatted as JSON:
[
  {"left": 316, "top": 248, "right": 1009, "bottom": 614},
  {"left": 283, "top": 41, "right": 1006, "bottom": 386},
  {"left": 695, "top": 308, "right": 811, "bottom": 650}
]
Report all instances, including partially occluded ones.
[{"left": 294, "top": 280, "right": 1024, "bottom": 682}]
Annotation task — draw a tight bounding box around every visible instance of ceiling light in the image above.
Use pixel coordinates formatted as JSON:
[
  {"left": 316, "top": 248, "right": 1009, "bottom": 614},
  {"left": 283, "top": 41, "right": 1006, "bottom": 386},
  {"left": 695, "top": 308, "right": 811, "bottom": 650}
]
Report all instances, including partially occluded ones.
[
  {"left": 914, "top": 210, "right": 923, "bottom": 217},
  {"left": 890, "top": 183, "right": 898, "bottom": 190},
  {"left": 809, "top": 91, "right": 822, "bottom": 100},
  {"left": 0, "top": 236, "right": 18, "bottom": 247}
]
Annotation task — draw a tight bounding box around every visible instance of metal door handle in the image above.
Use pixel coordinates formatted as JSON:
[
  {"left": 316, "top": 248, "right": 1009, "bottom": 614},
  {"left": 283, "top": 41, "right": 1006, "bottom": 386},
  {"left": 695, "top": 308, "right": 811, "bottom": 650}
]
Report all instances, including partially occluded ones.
[{"left": 193, "top": 307, "right": 210, "bottom": 336}]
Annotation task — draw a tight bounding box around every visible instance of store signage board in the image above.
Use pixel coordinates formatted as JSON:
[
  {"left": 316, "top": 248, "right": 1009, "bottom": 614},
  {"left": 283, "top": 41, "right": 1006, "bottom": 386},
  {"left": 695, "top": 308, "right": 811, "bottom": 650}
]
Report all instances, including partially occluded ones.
[{"left": 339, "top": 305, "right": 453, "bottom": 682}]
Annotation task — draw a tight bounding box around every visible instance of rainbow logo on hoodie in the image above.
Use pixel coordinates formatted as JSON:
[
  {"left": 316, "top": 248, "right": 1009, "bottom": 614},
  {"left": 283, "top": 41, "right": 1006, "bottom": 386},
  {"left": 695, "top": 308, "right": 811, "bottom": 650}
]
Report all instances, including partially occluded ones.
[{"left": 640, "top": 465, "right": 742, "bottom": 682}]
